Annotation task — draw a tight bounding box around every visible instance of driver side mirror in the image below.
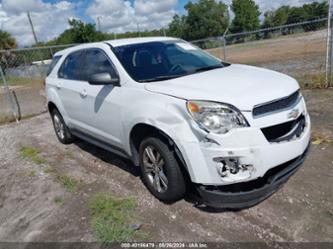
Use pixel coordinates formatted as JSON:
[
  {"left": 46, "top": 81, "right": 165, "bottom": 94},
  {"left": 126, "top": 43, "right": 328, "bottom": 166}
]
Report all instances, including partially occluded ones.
[{"left": 88, "top": 73, "right": 120, "bottom": 86}]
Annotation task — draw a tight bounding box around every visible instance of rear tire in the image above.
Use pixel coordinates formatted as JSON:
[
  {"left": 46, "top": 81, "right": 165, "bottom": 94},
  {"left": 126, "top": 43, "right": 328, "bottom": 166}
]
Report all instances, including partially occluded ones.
[
  {"left": 51, "top": 109, "right": 75, "bottom": 144},
  {"left": 139, "top": 136, "right": 186, "bottom": 203}
]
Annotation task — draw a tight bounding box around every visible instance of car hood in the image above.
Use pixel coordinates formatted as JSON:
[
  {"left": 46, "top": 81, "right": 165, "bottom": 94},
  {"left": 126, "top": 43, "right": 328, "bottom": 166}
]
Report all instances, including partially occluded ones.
[{"left": 144, "top": 64, "right": 299, "bottom": 111}]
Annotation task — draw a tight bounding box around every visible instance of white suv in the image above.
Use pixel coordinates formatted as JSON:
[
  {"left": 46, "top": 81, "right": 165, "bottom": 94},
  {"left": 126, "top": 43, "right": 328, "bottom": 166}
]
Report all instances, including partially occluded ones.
[{"left": 46, "top": 37, "right": 310, "bottom": 209}]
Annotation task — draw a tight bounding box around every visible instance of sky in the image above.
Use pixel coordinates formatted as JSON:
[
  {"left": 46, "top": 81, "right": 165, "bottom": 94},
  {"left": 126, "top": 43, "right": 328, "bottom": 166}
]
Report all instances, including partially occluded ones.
[{"left": 0, "top": 0, "right": 322, "bottom": 46}]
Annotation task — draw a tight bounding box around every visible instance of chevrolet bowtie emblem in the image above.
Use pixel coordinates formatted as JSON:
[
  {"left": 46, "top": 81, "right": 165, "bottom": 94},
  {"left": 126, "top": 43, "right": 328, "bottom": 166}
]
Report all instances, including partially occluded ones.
[{"left": 288, "top": 109, "right": 300, "bottom": 119}]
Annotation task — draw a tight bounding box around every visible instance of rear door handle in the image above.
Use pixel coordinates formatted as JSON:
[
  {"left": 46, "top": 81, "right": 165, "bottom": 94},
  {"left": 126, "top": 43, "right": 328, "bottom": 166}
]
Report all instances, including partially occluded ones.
[
  {"left": 56, "top": 83, "right": 62, "bottom": 89},
  {"left": 80, "top": 89, "right": 88, "bottom": 98}
]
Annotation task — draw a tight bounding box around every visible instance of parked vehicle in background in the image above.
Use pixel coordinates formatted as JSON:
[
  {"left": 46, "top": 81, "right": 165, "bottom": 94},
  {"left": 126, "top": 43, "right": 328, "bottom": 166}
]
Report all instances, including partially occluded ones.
[{"left": 45, "top": 37, "right": 310, "bottom": 209}]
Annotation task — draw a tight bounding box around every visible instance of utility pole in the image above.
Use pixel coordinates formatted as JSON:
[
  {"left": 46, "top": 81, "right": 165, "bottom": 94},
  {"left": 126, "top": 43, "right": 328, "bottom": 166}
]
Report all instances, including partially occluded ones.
[
  {"left": 325, "top": 0, "right": 332, "bottom": 87},
  {"left": 27, "top": 11, "right": 44, "bottom": 64},
  {"left": 27, "top": 12, "right": 39, "bottom": 44},
  {"left": 97, "top": 17, "right": 101, "bottom": 32},
  {"left": 137, "top": 23, "right": 141, "bottom": 37}
]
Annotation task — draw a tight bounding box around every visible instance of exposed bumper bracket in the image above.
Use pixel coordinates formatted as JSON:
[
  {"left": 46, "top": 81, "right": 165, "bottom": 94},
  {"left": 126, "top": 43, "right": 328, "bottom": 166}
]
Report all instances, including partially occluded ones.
[{"left": 196, "top": 143, "right": 310, "bottom": 209}]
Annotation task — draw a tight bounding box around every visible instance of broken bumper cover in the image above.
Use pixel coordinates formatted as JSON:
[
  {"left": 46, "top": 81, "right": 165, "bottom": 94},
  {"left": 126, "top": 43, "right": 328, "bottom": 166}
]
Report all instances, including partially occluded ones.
[{"left": 196, "top": 143, "right": 310, "bottom": 209}]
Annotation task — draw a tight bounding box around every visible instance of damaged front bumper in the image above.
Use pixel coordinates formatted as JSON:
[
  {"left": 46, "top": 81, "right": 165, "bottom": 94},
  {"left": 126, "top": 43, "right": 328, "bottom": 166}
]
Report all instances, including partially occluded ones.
[{"left": 195, "top": 143, "right": 310, "bottom": 209}]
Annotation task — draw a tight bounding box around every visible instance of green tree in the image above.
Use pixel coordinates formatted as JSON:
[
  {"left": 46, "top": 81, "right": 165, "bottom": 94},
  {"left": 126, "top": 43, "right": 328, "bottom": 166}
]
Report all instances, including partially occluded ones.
[
  {"left": 0, "top": 30, "right": 17, "bottom": 50},
  {"left": 67, "top": 19, "right": 108, "bottom": 43},
  {"left": 168, "top": 14, "right": 186, "bottom": 38},
  {"left": 263, "top": 6, "right": 290, "bottom": 28},
  {"left": 231, "top": 0, "right": 261, "bottom": 33},
  {"left": 48, "top": 19, "right": 109, "bottom": 45},
  {"left": 303, "top": 1, "right": 328, "bottom": 19},
  {"left": 180, "top": 0, "right": 229, "bottom": 40},
  {"left": 286, "top": 7, "right": 308, "bottom": 24}
]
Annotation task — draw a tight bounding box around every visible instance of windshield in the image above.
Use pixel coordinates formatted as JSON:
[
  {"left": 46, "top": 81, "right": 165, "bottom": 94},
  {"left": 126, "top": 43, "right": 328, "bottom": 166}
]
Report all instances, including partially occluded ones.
[{"left": 112, "top": 41, "right": 226, "bottom": 82}]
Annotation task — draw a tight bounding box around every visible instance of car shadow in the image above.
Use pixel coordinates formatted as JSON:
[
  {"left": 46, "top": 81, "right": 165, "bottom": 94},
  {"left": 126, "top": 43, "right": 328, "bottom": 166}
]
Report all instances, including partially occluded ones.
[
  {"left": 74, "top": 138, "right": 241, "bottom": 213},
  {"left": 183, "top": 193, "right": 239, "bottom": 213},
  {"left": 94, "top": 85, "right": 114, "bottom": 113},
  {"left": 74, "top": 139, "right": 140, "bottom": 177}
]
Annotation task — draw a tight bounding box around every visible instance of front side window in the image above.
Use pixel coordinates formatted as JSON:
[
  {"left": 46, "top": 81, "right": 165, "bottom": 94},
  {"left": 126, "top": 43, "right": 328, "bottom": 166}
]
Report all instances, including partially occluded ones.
[
  {"left": 58, "top": 50, "right": 84, "bottom": 80},
  {"left": 113, "top": 41, "right": 226, "bottom": 82},
  {"left": 82, "top": 49, "right": 118, "bottom": 81}
]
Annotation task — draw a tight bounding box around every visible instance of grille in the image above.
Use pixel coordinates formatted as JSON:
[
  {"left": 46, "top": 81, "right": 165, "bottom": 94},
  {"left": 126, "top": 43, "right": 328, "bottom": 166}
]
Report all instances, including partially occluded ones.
[
  {"left": 253, "top": 91, "right": 300, "bottom": 117},
  {"left": 261, "top": 114, "right": 306, "bottom": 142}
]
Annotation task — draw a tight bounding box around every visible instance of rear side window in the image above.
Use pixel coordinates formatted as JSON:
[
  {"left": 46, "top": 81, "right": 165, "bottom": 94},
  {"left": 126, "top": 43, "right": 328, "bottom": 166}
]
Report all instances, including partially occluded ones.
[
  {"left": 47, "top": 55, "right": 62, "bottom": 76},
  {"left": 81, "top": 49, "right": 118, "bottom": 81},
  {"left": 58, "top": 50, "right": 84, "bottom": 80}
]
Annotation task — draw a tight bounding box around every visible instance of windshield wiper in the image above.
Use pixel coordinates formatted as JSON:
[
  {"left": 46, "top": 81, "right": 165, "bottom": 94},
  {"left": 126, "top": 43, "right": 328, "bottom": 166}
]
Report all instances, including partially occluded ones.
[
  {"left": 194, "top": 64, "right": 224, "bottom": 73},
  {"left": 139, "top": 75, "right": 184, "bottom": 83},
  {"left": 139, "top": 64, "right": 225, "bottom": 83}
]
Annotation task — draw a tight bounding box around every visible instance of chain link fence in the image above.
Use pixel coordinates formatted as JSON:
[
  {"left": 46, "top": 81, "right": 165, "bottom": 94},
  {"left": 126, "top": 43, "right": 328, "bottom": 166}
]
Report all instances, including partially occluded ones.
[
  {"left": 0, "top": 44, "right": 74, "bottom": 123},
  {"left": 192, "top": 18, "right": 329, "bottom": 88},
  {"left": 0, "top": 18, "right": 331, "bottom": 124}
]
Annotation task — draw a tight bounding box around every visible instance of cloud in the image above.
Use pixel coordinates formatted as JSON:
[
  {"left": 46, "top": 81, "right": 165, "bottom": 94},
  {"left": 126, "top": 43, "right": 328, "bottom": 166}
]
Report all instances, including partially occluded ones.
[
  {"left": 0, "top": 1, "right": 76, "bottom": 46},
  {"left": 1, "top": 0, "right": 44, "bottom": 15},
  {"left": 86, "top": 0, "right": 177, "bottom": 33},
  {"left": 134, "top": 0, "right": 177, "bottom": 15},
  {"left": 255, "top": 0, "right": 319, "bottom": 13},
  {"left": 0, "top": 0, "right": 323, "bottom": 47}
]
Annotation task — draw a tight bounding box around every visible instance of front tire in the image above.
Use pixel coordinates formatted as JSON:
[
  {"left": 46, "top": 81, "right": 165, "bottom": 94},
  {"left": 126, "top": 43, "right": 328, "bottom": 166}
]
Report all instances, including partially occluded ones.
[
  {"left": 51, "top": 109, "right": 74, "bottom": 144},
  {"left": 139, "top": 137, "right": 186, "bottom": 203}
]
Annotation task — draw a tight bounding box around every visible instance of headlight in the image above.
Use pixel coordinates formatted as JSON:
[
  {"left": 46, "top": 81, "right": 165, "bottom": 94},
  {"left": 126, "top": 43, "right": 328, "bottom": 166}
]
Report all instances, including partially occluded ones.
[{"left": 187, "top": 101, "right": 249, "bottom": 134}]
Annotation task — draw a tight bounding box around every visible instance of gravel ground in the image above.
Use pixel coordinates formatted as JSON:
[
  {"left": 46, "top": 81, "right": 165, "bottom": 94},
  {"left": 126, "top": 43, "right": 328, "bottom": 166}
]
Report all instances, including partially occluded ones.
[{"left": 0, "top": 89, "right": 332, "bottom": 243}]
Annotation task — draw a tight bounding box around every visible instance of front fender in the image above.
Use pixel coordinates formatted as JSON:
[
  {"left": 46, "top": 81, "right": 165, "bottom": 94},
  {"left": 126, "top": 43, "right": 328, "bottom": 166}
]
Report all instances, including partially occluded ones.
[
  {"left": 121, "top": 94, "right": 209, "bottom": 182},
  {"left": 123, "top": 96, "right": 197, "bottom": 153}
]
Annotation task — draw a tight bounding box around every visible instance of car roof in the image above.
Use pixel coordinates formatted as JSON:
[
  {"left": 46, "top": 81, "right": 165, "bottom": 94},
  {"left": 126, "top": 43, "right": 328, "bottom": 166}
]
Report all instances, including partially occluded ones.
[{"left": 54, "top": 37, "right": 180, "bottom": 56}]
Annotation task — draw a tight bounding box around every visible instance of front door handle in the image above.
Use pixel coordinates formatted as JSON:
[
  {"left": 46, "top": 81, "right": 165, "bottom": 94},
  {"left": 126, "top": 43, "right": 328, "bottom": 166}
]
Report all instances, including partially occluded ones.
[{"left": 80, "top": 89, "right": 88, "bottom": 98}]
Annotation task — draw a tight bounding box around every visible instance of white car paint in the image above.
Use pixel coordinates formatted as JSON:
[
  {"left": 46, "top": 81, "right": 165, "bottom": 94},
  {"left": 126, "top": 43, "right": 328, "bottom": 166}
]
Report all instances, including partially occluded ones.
[
  {"left": 46, "top": 37, "right": 311, "bottom": 187},
  {"left": 145, "top": 64, "right": 300, "bottom": 111}
]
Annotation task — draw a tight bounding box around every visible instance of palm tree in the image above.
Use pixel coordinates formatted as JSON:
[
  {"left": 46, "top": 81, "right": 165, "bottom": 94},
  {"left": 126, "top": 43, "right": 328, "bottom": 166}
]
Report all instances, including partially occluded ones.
[{"left": 0, "top": 30, "right": 17, "bottom": 50}]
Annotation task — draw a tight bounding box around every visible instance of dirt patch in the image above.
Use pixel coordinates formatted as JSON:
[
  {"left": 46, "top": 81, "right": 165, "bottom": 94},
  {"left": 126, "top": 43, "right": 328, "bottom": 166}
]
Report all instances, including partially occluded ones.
[
  {"left": 207, "top": 30, "right": 327, "bottom": 85},
  {"left": 0, "top": 89, "right": 332, "bottom": 242}
]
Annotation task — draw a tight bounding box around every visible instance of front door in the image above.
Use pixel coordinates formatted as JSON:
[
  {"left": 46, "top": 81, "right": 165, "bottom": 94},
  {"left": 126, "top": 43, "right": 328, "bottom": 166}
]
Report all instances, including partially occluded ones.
[{"left": 79, "top": 48, "right": 124, "bottom": 149}]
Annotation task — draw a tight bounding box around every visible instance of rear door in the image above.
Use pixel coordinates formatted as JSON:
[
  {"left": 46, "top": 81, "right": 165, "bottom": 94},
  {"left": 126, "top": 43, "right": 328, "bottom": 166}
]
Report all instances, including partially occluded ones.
[{"left": 57, "top": 49, "right": 89, "bottom": 129}]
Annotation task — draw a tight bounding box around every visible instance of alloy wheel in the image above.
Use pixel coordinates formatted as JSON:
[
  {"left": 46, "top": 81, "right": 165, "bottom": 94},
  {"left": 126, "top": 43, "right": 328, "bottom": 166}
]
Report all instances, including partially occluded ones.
[
  {"left": 142, "top": 145, "right": 168, "bottom": 193},
  {"left": 53, "top": 114, "right": 65, "bottom": 140}
]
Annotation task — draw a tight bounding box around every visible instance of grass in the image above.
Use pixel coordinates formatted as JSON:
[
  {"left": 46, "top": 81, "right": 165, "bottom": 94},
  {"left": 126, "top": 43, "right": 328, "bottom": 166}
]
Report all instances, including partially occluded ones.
[
  {"left": 0, "top": 114, "right": 17, "bottom": 124},
  {"left": 89, "top": 193, "right": 144, "bottom": 242},
  {"left": 16, "top": 169, "right": 37, "bottom": 178},
  {"left": 27, "top": 170, "right": 36, "bottom": 177},
  {"left": 20, "top": 146, "right": 45, "bottom": 164},
  {"left": 43, "top": 165, "right": 56, "bottom": 174},
  {"left": 43, "top": 165, "right": 83, "bottom": 193},
  {"left": 311, "top": 134, "right": 333, "bottom": 145},
  {"left": 56, "top": 174, "right": 81, "bottom": 192},
  {"left": 53, "top": 196, "right": 64, "bottom": 205},
  {"left": 6, "top": 76, "right": 44, "bottom": 87},
  {"left": 296, "top": 72, "right": 330, "bottom": 89},
  {"left": 206, "top": 29, "right": 328, "bottom": 88}
]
